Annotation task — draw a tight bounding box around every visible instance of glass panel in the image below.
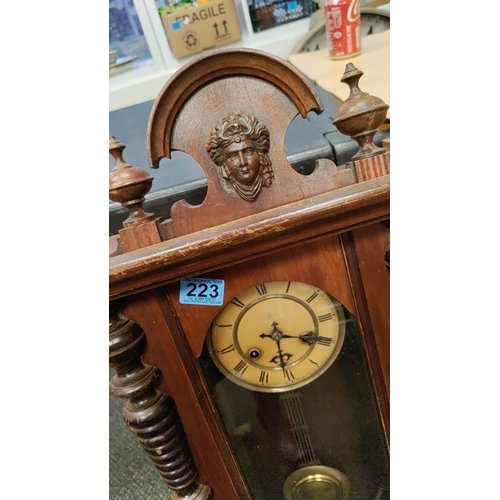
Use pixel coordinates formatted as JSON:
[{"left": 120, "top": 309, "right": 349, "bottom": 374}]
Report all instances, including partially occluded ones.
[
  {"left": 200, "top": 303, "right": 390, "bottom": 500},
  {"left": 109, "top": 0, "right": 155, "bottom": 76}
]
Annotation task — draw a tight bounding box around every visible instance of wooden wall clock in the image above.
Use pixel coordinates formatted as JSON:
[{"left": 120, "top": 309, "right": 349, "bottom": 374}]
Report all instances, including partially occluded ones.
[{"left": 109, "top": 48, "right": 390, "bottom": 500}]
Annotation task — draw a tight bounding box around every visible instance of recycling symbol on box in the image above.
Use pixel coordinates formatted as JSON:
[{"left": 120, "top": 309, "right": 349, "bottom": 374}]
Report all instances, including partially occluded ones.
[{"left": 183, "top": 31, "right": 200, "bottom": 51}]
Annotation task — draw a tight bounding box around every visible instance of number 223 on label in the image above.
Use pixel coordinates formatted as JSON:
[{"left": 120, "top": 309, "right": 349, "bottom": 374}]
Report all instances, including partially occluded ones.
[{"left": 179, "top": 278, "right": 225, "bottom": 306}]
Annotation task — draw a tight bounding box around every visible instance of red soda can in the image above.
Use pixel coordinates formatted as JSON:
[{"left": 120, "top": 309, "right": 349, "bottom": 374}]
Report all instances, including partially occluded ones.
[{"left": 325, "top": 0, "right": 361, "bottom": 59}]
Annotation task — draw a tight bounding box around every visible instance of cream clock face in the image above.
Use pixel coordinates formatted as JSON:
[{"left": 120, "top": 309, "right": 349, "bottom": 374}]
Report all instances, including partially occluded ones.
[{"left": 207, "top": 281, "right": 346, "bottom": 392}]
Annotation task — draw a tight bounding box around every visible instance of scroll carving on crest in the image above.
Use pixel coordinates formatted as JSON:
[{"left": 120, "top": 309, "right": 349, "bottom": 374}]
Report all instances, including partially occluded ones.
[{"left": 206, "top": 112, "right": 274, "bottom": 202}]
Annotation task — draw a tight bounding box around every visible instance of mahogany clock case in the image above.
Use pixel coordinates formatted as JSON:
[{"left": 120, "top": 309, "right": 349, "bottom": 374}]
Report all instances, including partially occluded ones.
[
  {"left": 117, "top": 228, "right": 390, "bottom": 500},
  {"left": 109, "top": 47, "right": 390, "bottom": 500}
]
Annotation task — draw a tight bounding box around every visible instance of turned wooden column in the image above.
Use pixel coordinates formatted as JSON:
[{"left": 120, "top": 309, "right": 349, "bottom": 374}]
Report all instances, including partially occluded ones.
[
  {"left": 109, "top": 138, "right": 212, "bottom": 498},
  {"left": 109, "top": 302, "right": 212, "bottom": 500}
]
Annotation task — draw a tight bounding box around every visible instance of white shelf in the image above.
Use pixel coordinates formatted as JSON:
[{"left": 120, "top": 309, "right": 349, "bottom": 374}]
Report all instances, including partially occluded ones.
[{"left": 109, "top": 0, "right": 314, "bottom": 111}]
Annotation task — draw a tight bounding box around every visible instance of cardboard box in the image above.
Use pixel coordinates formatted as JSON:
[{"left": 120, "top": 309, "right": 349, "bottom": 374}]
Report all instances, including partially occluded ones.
[{"left": 161, "top": 0, "right": 242, "bottom": 59}]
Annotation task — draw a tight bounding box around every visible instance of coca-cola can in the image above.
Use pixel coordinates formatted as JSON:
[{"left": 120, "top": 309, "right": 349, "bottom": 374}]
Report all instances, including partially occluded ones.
[{"left": 325, "top": 0, "right": 361, "bottom": 59}]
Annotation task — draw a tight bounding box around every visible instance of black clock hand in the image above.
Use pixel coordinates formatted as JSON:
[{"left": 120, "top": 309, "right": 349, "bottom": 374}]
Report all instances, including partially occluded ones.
[
  {"left": 261, "top": 330, "right": 319, "bottom": 345},
  {"left": 300, "top": 331, "right": 316, "bottom": 345},
  {"left": 300, "top": 331, "right": 333, "bottom": 347},
  {"left": 261, "top": 333, "right": 302, "bottom": 340},
  {"left": 260, "top": 322, "right": 293, "bottom": 371},
  {"left": 275, "top": 337, "right": 287, "bottom": 373},
  {"left": 259, "top": 321, "right": 283, "bottom": 341}
]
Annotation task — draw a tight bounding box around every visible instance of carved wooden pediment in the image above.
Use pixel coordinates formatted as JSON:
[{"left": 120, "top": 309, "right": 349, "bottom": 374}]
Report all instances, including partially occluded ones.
[{"left": 145, "top": 48, "right": 358, "bottom": 237}]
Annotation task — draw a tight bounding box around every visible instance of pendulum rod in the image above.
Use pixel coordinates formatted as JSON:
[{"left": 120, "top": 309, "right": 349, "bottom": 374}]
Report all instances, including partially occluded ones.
[{"left": 279, "top": 390, "right": 319, "bottom": 467}]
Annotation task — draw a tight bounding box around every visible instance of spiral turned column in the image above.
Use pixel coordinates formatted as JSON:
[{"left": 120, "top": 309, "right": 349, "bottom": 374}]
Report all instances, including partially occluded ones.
[{"left": 109, "top": 302, "right": 212, "bottom": 500}]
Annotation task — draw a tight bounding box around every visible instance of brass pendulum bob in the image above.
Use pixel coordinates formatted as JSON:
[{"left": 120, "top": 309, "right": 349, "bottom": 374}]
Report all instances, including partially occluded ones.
[{"left": 280, "top": 391, "right": 351, "bottom": 500}]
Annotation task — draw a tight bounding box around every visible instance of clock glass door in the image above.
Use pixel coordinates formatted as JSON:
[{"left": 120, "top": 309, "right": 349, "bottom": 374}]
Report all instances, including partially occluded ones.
[{"left": 199, "top": 282, "right": 389, "bottom": 499}]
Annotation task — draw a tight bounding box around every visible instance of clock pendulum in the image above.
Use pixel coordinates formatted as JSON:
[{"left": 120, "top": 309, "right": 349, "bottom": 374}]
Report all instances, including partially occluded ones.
[
  {"left": 280, "top": 390, "right": 351, "bottom": 500},
  {"left": 206, "top": 282, "right": 372, "bottom": 499}
]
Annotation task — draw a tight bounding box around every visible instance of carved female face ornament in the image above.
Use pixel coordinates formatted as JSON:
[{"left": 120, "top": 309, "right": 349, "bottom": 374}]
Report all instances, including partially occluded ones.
[
  {"left": 223, "top": 139, "right": 261, "bottom": 186},
  {"left": 206, "top": 112, "right": 274, "bottom": 202}
]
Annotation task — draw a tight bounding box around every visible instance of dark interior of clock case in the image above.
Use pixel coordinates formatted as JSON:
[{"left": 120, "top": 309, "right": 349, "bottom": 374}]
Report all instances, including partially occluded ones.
[{"left": 199, "top": 308, "right": 389, "bottom": 499}]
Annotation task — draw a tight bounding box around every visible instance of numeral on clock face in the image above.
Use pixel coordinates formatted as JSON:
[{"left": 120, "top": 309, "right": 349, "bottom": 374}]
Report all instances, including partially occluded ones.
[
  {"left": 231, "top": 298, "right": 245, "bottom": 308},
  {"left": 317, "top": 337, "right": 333, "bottom": 347},
  {"left": 259, "top": 371, "right": 269, "bottom": 384},
  {"left": 234, "top": 360, "right": 248, "bottom": 374},
  {"left": 255, "top": 284, "right": 268, "bottom": 295},
  {"left": 220, "top": 344, "right": 235, "bottom": 354}
]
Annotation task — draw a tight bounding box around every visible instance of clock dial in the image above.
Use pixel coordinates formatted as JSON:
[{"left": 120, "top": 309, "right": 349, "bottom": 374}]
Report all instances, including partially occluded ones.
[
  {"left": 360, "top": 8, "right": 391, "bottom": 37},
  {"left": 208, "top": 281, "right": 345, "bottom": 392}
]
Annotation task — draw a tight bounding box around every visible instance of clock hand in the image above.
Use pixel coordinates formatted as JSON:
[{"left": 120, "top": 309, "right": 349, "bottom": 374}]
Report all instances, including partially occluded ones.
[
  {"left": 259, "top": 322, "right": 293, "bottom": 371},
  {"left": 299, "top": 331, "right": 332, "bottom": 346},
  {"left": 275, "top": 337, "right": 287, "bottom": 373},
  {"left": 261, "top": 330, "right": 319, "bottom": 344},
  {"left": 259, "top": 321, "right": 284, "bottom": 341},
  {"left": 299, "top": 331, "right": 317, "bottom": 345},
  {"left": 260, "top": 332, "right": 302, "bottom": 340},
  {"left": 261, "top": 324, "right": 311, "bottom": 342}
]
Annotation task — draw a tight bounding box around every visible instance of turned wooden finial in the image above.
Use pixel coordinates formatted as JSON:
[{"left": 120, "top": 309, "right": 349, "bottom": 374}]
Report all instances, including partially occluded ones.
[
  {"left": 109, "top": 136, "right": 155, "bottom": 228},
  {"left": 333, "top": 63, "right": 389, "bottom": 161}
]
